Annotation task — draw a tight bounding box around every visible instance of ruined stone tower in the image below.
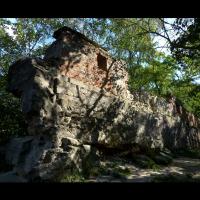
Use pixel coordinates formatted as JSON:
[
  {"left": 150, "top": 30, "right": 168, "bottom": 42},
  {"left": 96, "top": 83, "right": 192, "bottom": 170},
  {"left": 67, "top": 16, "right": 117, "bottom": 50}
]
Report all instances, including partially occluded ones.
[{"left": 4, "top": 27, "right": 200, "bottom": 181}]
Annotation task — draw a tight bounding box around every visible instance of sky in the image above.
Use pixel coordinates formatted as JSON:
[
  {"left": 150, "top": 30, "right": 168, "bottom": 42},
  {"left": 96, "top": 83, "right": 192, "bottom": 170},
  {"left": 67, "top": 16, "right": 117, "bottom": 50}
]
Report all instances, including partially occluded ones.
[
  {"left": 5, "top": 18, "right": 175, "bottom": 55},
  {"left": 153, "top": 18, "right": 176, "bottom": 55}
]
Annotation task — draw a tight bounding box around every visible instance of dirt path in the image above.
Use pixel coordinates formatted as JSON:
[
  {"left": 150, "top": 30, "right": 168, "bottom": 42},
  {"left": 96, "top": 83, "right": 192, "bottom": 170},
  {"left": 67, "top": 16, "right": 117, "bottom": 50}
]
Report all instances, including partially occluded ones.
[
  {"left": 0, "top": 157, "right": 200, "bottom": 182},
  {"left": 86, "top": 157, "right": 200, "bottom": 182}
]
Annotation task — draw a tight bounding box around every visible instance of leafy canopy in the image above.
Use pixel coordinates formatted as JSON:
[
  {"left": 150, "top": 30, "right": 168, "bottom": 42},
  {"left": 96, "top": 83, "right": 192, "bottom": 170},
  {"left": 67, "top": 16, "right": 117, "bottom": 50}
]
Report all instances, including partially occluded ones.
[{"left": 0, "top": 18, "right": 200, "bottom": 141}]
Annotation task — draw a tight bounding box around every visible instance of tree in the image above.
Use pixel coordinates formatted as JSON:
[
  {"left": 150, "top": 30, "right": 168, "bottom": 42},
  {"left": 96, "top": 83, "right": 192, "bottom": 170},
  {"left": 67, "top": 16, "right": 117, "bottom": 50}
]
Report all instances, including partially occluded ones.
[
  {"left": 0, "top": 18, "right": 84, "bottom": 141},
  {"left": 0, "top": 18, "right": 200, "bottom": 142}
]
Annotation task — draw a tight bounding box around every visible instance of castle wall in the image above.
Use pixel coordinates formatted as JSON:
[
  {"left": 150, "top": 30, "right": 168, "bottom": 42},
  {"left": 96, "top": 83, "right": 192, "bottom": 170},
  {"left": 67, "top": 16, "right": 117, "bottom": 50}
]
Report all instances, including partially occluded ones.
[{"left": 4, "top": 27, "right": 200, "bottom": 181}]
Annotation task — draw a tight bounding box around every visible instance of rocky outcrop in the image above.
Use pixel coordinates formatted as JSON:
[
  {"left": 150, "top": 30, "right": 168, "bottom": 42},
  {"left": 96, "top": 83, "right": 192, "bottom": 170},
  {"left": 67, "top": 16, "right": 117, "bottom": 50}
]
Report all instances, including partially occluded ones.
[{"left": 3, "top": 27, "right": 200, "bottom": 181}]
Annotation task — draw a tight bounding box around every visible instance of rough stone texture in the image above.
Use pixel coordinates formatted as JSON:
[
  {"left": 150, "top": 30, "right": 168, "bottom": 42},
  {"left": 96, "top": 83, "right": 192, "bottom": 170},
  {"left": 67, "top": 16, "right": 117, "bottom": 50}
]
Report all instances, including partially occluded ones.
[
  {"left": 44, "top": 26, "right": 128, "bottom": 97},
  {"left": 3, "top": 26, "right": 200, "bottom": 181}
]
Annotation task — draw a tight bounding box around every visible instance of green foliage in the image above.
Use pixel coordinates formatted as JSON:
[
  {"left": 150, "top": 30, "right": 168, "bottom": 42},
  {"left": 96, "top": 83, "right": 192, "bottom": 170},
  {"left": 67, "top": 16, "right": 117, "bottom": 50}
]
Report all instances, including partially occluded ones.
[
  {"left": 168, "top": 18, "right": 200, "bottom": 117},
  {"left": 133, "top": 154, "right": 160, "bottom": 170},
  {"left": 171, "top": 18, "right": 200, "bottom": 66},
  {"left": 85, "top": 18, "right": 159, "bottom": 66},
  {"left": 128, "top": 52, "right": 178, "bottom": 94},
  {"left": 87, "top": 160, "right": 132, "bottom": 179},
  {"left": 0, "top": 75, "right": 27, "bottom": 144},
  {"left": 60, "top": 171, "right": 85, "bottom": 182},
  {"left": 0, "top": 18, "right": 84, "bottom": 141},
  {"left": 0, "top": 18, "right": 200, "bottom": 142}
]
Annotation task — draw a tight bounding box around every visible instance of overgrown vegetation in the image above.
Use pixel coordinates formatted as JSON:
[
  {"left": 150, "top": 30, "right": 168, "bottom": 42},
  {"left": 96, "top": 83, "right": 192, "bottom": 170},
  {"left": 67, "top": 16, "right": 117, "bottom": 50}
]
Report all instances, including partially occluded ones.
[
  {"left": 133, "top": 155, "right": 161, "bottom": 170},
  {"left": 84, "top": 159, "right": 132, "bottom": 180},
  {"left": 60, "top": 171, "right": 85, "bottom": 182}
]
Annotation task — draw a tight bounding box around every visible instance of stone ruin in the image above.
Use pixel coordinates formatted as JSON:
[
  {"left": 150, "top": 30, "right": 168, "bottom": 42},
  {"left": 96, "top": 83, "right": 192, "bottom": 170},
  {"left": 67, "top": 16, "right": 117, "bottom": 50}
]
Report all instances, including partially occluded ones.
[{"left": 2, "top": 26, "right": 200, "bottom": 181}]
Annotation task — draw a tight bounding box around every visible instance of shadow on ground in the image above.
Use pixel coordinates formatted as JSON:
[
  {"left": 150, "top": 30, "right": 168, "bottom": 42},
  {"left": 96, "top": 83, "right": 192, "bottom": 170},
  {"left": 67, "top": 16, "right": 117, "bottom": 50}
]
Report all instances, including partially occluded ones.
[{"left": 82, "top": 156, "right": 200, "bottom": 183}]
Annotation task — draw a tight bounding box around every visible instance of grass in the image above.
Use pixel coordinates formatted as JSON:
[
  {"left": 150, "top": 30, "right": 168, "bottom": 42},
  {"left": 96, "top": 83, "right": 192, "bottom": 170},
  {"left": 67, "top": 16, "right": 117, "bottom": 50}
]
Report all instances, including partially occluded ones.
[
  {"left": 115, "top": 166, "right": 132, "bottom": 176},
  {"left": 87, "top": 159, "right": 132, "bottom": 179},
  {"left": 60, "top": 171, "right": 85, "bottom": 182},
  {"left": 148, "top": 161, "right": 161, "bottom": 171}
]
